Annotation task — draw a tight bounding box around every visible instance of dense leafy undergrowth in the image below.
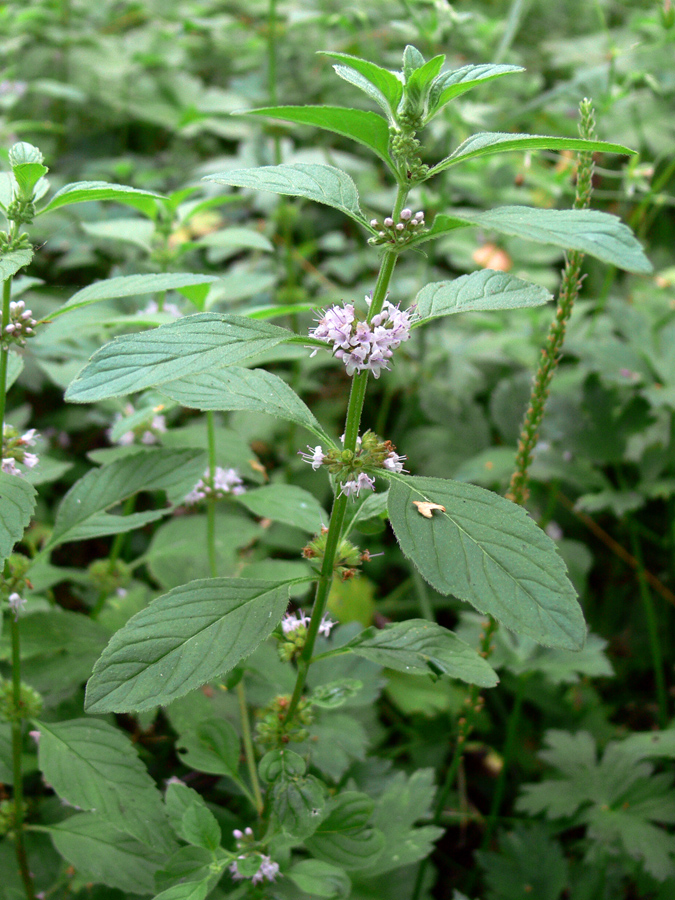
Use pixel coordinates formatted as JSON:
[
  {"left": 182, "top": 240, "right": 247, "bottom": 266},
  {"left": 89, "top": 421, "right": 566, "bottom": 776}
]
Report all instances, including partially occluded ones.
[{"left": 1, "top": 2, "right": 675, "bottom": 899}]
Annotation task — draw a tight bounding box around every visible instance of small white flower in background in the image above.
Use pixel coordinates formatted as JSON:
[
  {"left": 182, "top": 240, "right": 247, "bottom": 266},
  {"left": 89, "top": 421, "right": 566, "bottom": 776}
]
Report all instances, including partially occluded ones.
[
  {"left": 1, "top": 300, "right": 37, "bottom": 350},
  {"left": 8, "top": 592, "right": 26, "bottom": 621},
  {"left": 341, "top": 472, "right": 376, "bottom": 497},
  {"left": 545, "top": 522, "right": 564, "bottom": 541},
  {"left": 1, "top": 457, "right": 21, "bottom": 476},
  {"left": 183, "top": 466, "right": 246, "bottom": 505},
  {"left": 2, "top": 425, "right": 41, "bottom": 476},
  {"left": 281, "top": 610, "right": 311, "bottom": 635},
  {"left": 309, "top": 296, "right": 413, "bottom": 379},
  {"left": 29, "top": 730, "right": 41, "bottom": 745},
  {"left": 23, "top": 452, "right": 39, "bottom": 468},
  {"left": 383, "top": 450, "right": 407, "bottom": 473},
  {"left": 229, "top": 854, "right": 280, "bottom": 885},
  {"left": 318, "top": 615, "right": 336, "bottom": 637},
  {"left": 299, "top": 445, "right": 327, "bottom": 470},
  {"left": 141, "top": 299, "right": 183, "bottom": 318}
]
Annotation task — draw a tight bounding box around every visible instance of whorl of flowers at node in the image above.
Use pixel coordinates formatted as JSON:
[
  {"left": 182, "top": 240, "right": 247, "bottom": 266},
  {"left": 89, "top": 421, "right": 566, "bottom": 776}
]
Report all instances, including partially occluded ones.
[
  {"left": 369, "top": 207, "right": 426, "bottom": 246},
  {"left": 183, "top": 466, "right": 246, "bottom": 505},
  {"left": 1, "top": 300, "right": 37, "bottom": 351},
  {"left": 108, "top": 403, "right": 167, "bottom": 446},
  {"left": 308, "top": 295, "right": 414, "bottom": 379},
  {"left": 229, "top": 829, "right": 280, "bottom": 885},
  {"left": 1, "top": 425, "right": 39, "bottom": 476},
  {"left": 299, "top": 430, "right": 407, "bottom": 499}
]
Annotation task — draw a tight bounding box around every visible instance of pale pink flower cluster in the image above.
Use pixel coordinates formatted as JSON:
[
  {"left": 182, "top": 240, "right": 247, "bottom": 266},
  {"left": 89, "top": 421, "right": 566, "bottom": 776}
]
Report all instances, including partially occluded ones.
[
  {"left": 184, "top": 466, "right": 245, "bottom": 505},
  {"left": 341, "top": 472, "right": 376, "bottom": 497},
  {"left": 108, "top": 404, "right": 167, "bottom": 446},
  {"left": 309, "top": 297, "right": 413, "bottom": 378},
  {"left": 141, "top": 299, "right": 182, "bottom": 318},
  {"left": 1, "top": 300, "right": 36, "bottom": 350},
  {"left": 298, "top": 445, "right": 327, "bottom": 469},
  {"left": 1, "top": 426, "right": 39, "bottom": 476},
  {"left": 229, "top": 854, "right": 280, "bottom": 885},
  {"left": 281, "top": 610, "right": 335, "bottom": 637},
  {"left": 384, "top": 450, "right": 407, "bottom": 473}
]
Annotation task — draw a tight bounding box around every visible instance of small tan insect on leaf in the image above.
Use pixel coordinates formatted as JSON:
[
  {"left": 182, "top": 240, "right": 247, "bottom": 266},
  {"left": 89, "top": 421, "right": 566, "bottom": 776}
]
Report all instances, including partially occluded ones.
[{"left": 413, "top": 501, "right": 446, "bottom": 518}]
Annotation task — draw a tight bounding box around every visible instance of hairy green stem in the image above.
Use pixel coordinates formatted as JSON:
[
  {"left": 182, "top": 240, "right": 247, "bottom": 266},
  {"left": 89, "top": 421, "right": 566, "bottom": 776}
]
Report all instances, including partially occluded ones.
[
  {"left": 0, "top": 276, "right": 13, "bottom": 435},
  {"left": 91, "top": 496, "right": 136, "bottom": 619},
  {"left": 237, "top": 681, "right": 264, "bottom": 816},
  {"left": 11, "top": 617, "right": 36, "bottom": 900}
]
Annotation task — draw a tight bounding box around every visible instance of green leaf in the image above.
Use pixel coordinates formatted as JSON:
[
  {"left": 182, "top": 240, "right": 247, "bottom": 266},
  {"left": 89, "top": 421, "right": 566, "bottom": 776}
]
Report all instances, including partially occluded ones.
[
  {"left": 6, "top": 352, "right": 23, "bottom": 390},
  {"left": 271, "top": 771, "right": 328, "bottom": 839},
  {"left": 288, "top": 860, "right": 351, "bottom": 899},
  {"left": 259, "top": 748, "right": 306, "bottom": 782},
  {"left": 41, "top": 181, "right": 164, "bottom": 215},
  {"left": 360, "top": 769, "right": 444, "bottom": 876},
  {"left": 204, "top": 164, "right": 365, "bottom": 224},
  {"left": 336, "top": 620, "right": 498, "bottom": 686},
  {"left": 12, "top": 162, "right": 48, "bottom": 196},
  {"left": 36, "top": 718, "right": 176, "bottom": 852},
  {"left": 320, "top": 52, "right": 403, "bottom": 119},
  {"left": 477, "top": 822, "right": 568, "bottom": 900},
  {"left": 386, "top": 475, "right": 584, "bottom": 649},
  {"left": 427, "top": 63, "right": 524, "bottom": 118},
  {"left": 154, "top": 846, "right": 213, "bottom": 894},
  {"left": 84, "top": 577, "right": 299, "bottom": 713},
  {"left": 48, "top": 812, "right": 165, "bottom": 894},
  {"left": 237, "top": 484, "right": 327, "bottom": 533},
  {"left": 243, "top": 106, "right": 392, "bottom": 168},
  {"left": 153, "top": 880, "right": 210, "bottom": 900},
  {"left": 180, "top": 803, "right": 221, "bottom": 851},
  {"left": 414, "top": 270, "right": 551, "bottom": 324},
  {"left": 176, "top": 718, "right": 240, "bottom": 777},
  {"left": 0, "top": 608, "right": 107, "bottom": 661},
  {"left": 430, "top": 132, "right": 635, "bottom": 175},
  {"left": 302, "top": 714, "right": 368, "bottom": 782},
  {"left": 305, "top": 792, "right": 385, "bottom": 871},
  {"left": 159, "top": 366, "right": 330, "bottom": 444},
  {"left": 406, "top": 213, "right": 472, "bottom": 248},
  {"left": 0, "top": 471, "right": 36, "bottom": 566},
  {"left": 51, "top": 273, "right": 220, "bottom": 319},
  {"left": 65, "top": 313, "right": 293, "bottom": 402},
  {"left": 0, "top": 248, "right": 33, "bottom": 280},
  {"left": 46, "top": 448, "right": 206, "bottom": 549},
  {"left": 448, "top": 206, "right": 652, "bottom": 274}
]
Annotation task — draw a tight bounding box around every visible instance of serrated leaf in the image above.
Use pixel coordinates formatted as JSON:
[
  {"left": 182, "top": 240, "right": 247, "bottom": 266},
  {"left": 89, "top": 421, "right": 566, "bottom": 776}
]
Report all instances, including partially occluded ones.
[
  {"left": 243, "top": 106, "right": 392, "bottom": 168},
  {"left": 427, "top": 63, "right": 524, "bottom": 117},
  {"left": 176, "top": 718, "right": 240, "bottom": 777},
  {"left": 180, "top": 803, "right": 221, "bottom": 851},
  {"left": 272, "top": 772, "right": 328, "bottom": 839},
  {"left": 386, "top": 475, "right": 584, "bottom": 649},
  {"left": 159, "top": 366, "right": 330, "bottom": 444},
  {"left": 414, "top": 270, "right": 551, "bottom": 324},
  {"left": 65, "top": 313, "right": 292, "bottom": 402},
  {"left": 0, "top": 471, "right": 36, "bottom": 566},
  {"left": 302, "top": 714, "right": 368, "bottom": 781},
  {"left": 477, "top": 822, "right": 568, "bottom": 900},
  {"left": 153, "top": 880, "right": 210, "bottom": 900},
  {"left": 85, "top": 577, "right": 299, "bottom": 713},
  {"left": 259, "top": 748, "right": 307, "bottom": 782},
  {"left": 449, "top": 206, "right": 652, "bottom": 274},
  {"left": 237, "top": 484, "right": 327, "bottom": 533},
  {"left": 204, "top": 164, "right": 364, "bottom": 224},
  {"left": 430, "top": 132, "right": 634, "bottom": 175},
  {"left": 360, "top": 769, "right": 444, "bottom": 876},
  {"left": 51, "top": 273, "right": 220, "bottom": 319},
  {"left": 154, "top": 845, "right": 213, "bottom": 893},
  {"left": 320, "top": 52, "right": 403, "bottom": 118},
  {"left": 0, "top": 248, "right": 33, "bottom": 280},
  {"left": 336, "top": 619, "right": 498, "bottom": 686},
  {"left": 288, "top": 860, "right": 351, "bottom": 899},
  {"left": 406, "top": 213, "right": 472, "bottom": 249},
  {"left": 41, "top": 181, "right": 164, "bottom": 214},
  {"left": 305, "top": 792, "right": 385, "bottom": 871},
  {"left": 36, "top": 718, "right": 176, "bottom": 852},
  {"left": 46, "top": 449, "right": 206, "bottom": 549},
  {"left": 48, "top": 812, "right": 165, "bottom": 894}
]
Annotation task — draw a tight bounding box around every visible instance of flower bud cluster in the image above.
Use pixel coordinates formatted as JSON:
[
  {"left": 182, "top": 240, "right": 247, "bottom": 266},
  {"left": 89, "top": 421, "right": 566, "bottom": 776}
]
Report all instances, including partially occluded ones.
[
  {"left": 87, "top": 559, "right": 132, "bottom": 596},
  {"left": 1, "top": 553, "right": 32, "bottom": 624},
  {"left": 255, "top": 694, "right": 313, "bottom": 746},
  {"left": 1, "top": 299, "right": 37, "bottom": 350},
  {"left": 2, "top": 425, "right": 39, "bottom": 476},
  {"left": 308, "top": 296, "right": 413, "bottom": 379},
  {"left": 302, "top": 528, "right": 374, "bottom": 580},
  {"left": 0, "top": 678, "right": 43, "bottom": 722},
  {"left": 183, "top": 466, "right": 245, "bottom": 505},
  {"left": 369, "top": 208, "right": 426, "bottom": 246},
  {"left": 299, "top": 430, "right": 407, "bottom": 500},
  {"left": 0, "top": 798, "right": 27, "bottom": 839}
]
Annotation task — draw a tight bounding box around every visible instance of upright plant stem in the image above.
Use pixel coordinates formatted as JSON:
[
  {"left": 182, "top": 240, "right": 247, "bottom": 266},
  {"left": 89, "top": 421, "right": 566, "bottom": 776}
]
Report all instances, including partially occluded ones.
[
  {"left": 0, "top": 277, "right": 13, "bottom": 435},
  {"left": 285, "top": 190, "right": 407, "bottom": 724},
  {"left": 204, "top": 412, "right": 263, "bottom": 813},
  {"left": 10, "top": 617, "right": 35, "bottom": 900}
]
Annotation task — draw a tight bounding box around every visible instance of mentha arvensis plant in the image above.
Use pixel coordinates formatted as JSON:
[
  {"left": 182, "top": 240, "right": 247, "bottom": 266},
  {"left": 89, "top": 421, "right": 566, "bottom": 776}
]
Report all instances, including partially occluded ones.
[{"left": 6, "top": 46, "right": 651, "bottom": 899}]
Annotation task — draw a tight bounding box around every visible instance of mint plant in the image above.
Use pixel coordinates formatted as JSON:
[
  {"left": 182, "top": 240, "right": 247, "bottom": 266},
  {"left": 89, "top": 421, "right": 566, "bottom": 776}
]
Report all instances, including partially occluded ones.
[{"left": 1, "top": 45, "right": 654, "bottom": 900}]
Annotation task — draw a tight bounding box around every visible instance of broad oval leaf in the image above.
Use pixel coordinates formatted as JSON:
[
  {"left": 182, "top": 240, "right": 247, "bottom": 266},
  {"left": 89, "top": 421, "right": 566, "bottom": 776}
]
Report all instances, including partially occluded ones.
[
  {"left": 427, "top": 63, "right": 524, "bottom": 117},
  {"left": 204, "top": 164, "right": 365, "bottom": 224},
  {"left": 414, "top": 270, "right": 551, "bottom": 324},
  {"left": 386, "top": 475, "right": 585, "bottom": 649},
  {"left": 65, "top": 313, "right": 293, "bottom": 402},
  {"left": 288, "top": 859, "right": 351, "bottom": 899},
  {"left": 41, "top": 181, "right": 164, "bottom": 215},
  {"left": 320, "top": 52, "right": 403, "bottom": 117},
  {"left": 47, "top": 448, "right": 206, "bottom": 549},
  {"left": 51, "top": 273, "right": 220, "bottom": 319},
  {"left": 430, "top": 132, "right": 635, "bottom": 175},
  {"left": 153, "top": 881, "right": 210, "bottom": 900},
  {"left": 449, "top": 206, "right": 652, "bottom": 274},
  {"left": 175, "top": 718, "right": 240, "bottom": 777},
  {"left": 237, "top": 484, "right": 327, "bottom": 533},
  {"left": 0, "top": 247, "right": 33, "bottom": 280},
  {"left": 243, "top": 106, "right": 392, "bottom": 169},
  {"left": 36, "top": 718, "right": 176, "bottom": 851},
  {"left": 159, "top": 366, "right": 330, "bottom": 444},
  {"left": 337, "top": 619, "right": 498, "bottom": 686},
  {"left": 305, "top": 792, "right": 385, "bottom": 871},
  {"left": 0, "top": 471, "right": 36, "bottom": 566},
  {"left": 85, "top": 577, "right": 300, "bottom": 712}
]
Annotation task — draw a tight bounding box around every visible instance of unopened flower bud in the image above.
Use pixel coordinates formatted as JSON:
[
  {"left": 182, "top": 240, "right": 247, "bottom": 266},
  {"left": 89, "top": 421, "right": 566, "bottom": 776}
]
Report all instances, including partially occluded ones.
[
  {"left": 384, "top": 217, "right": 394, "bottom": 227},
  {"left": 400, "top": 208, "right": 412, "bottom": 220}
]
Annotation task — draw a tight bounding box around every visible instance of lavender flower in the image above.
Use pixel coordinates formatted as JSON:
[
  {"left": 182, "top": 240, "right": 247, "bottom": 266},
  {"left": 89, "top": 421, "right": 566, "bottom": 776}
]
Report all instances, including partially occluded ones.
[
  {"left": 281, "top": 611, "right": 311, "bottom": 635},
  {"left": 299, "top": 445, "right": 327, "bottom": 470},
  {"left": 341, "top": 472, "right": 376, "bottom": 497},
  {"left": 229, "top": 854, "right": 280, "bottom": 885},
  {"left": 1, "top": 457, "right": 21, "bottom": 476},
  {"left": 383, "top": 450, "right": 407, "bottom": 473},
  {"left": 183, "top": 466, "right": 245, "bottom": 505}
]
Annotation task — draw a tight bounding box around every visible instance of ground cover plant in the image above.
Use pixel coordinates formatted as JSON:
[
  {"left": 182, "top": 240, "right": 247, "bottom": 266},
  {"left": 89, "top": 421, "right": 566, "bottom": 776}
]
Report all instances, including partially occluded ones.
[{"left": 1, "top": 2, "right": 674, "bottom": 899}]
